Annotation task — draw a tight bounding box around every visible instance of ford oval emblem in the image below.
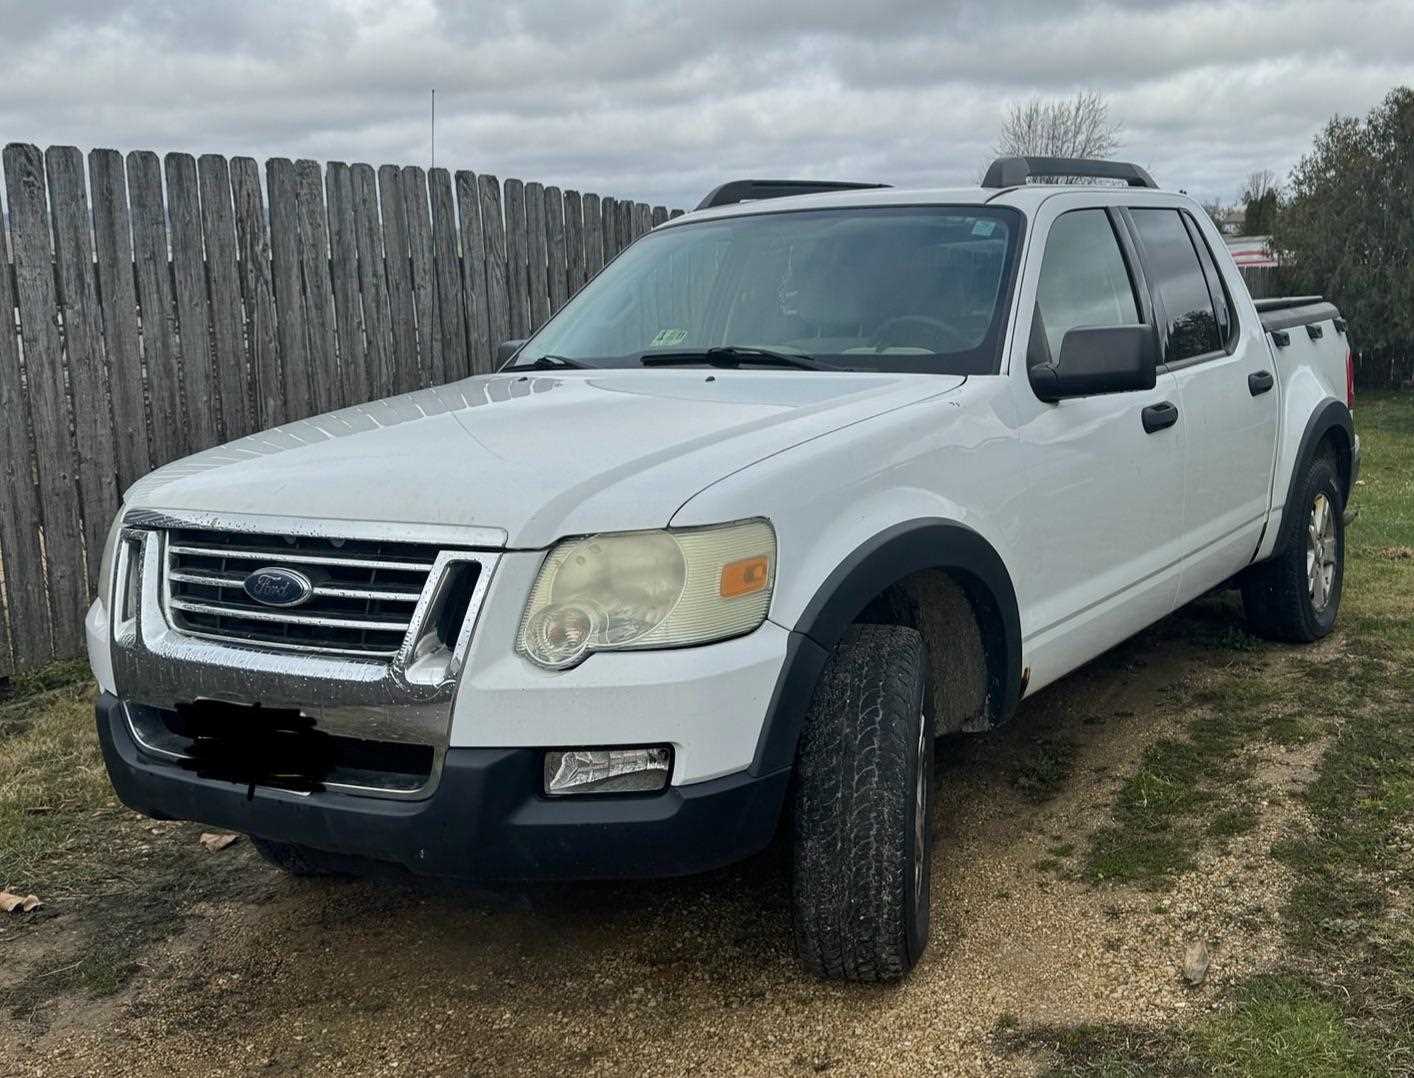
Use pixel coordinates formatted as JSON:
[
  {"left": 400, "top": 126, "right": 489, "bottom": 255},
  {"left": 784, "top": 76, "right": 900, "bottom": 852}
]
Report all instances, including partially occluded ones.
[{"left": 242, "top": 567, "right": 314, "bottom": 608}]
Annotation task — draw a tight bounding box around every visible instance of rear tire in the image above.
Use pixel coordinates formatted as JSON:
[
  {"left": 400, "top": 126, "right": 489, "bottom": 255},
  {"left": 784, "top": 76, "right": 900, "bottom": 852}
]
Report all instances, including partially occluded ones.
[
  {"left": 1242, "top": 454, "right": 1345, "bottom": 643},
  {"left": 790, "top": 624, "right": 935, "bottom": 981},
  {"left": 249, "top": 836, "right": 350, "bottom": 877}
]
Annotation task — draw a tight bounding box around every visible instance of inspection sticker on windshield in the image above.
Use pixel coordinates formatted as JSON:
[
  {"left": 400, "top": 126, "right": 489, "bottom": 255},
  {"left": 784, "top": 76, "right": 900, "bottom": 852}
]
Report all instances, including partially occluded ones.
[
  {"left": 650, "top": 328, "right": 689, "bottom": 346},
  {"left": 971, "top": 219, "right": 996, "bottom": 237}
]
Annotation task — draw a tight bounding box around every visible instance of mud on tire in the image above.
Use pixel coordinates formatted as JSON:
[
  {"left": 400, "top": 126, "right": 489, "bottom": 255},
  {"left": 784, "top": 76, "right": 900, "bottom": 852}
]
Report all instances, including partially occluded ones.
[{"left": 790, "top": 624, "right": 935, "bottom": 981}]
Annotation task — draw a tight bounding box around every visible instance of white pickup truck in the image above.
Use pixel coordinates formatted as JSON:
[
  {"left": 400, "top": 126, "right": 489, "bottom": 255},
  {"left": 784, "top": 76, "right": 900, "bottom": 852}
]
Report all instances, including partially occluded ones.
[{"left": 86, "top": 156, "right": 1358, "bottom": 981}]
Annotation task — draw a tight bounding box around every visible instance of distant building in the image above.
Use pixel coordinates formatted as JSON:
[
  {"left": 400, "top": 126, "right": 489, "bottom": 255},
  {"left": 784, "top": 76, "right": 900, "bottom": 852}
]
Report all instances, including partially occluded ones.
[
  {"left": 1224, "top": 235, "right": 1278, "bottom": 269},
  {"left": 1216, "top": 208, "right": 1245, "bottom": 236}
]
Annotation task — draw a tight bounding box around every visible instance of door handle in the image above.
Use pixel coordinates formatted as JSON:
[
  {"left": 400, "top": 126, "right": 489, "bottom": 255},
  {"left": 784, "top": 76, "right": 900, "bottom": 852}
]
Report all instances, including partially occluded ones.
[
  {"left": 1248, "top": 370, "right": 1275, "bottom": 396},
  {"left": 1142, "top": 401, "right": 1179, "bottom": 434}
]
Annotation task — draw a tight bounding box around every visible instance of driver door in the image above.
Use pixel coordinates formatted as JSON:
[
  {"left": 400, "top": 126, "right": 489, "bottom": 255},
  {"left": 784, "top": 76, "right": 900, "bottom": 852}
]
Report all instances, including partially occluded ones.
[{"left": 1008, "top": 204, "right": 1187, "bottom": 692}]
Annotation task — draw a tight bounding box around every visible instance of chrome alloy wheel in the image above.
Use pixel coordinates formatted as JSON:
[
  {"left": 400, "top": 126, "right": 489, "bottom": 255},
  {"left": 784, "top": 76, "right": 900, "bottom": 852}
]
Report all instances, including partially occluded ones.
[{"left": 1307, "top": 492, "right": 1338, "bottom": 612}]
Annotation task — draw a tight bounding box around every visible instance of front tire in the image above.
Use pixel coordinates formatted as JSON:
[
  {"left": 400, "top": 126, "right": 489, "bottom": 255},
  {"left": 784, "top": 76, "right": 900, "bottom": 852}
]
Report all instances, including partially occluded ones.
[
  {"left": 1242, "top": 454, "right": 1345, "bottom": 642},
  {"left": 790, "top": 624, "right": 935, "bottom": 981}
]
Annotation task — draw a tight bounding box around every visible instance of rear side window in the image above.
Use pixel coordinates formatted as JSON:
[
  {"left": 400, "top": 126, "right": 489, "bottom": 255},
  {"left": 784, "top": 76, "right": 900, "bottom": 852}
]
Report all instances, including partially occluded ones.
[
  {"left": 1182, "top": 213, "right": 1237, "bottom": 348},
  {"left": 1031, "top": 209, "right": 1139, "bottom": 365},
  {"left": 1130, "top": 208, "right": 1221, "bottom": 362}
]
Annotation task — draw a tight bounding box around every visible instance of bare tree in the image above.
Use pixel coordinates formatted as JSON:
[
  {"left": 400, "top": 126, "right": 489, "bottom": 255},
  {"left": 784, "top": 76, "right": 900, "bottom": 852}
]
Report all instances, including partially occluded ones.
[
  {"left": 1242, "top": 169, "right": 1281, "bottom": 235},
  {"left": 1202, "top": 198, "right": 1227, "bottom": 232},
  {"left": 995, "top": 91, "right": 1123, "bottom": 164},
  {"left": 1243, "top": 169, "right": 1278, "bottom": 204}
]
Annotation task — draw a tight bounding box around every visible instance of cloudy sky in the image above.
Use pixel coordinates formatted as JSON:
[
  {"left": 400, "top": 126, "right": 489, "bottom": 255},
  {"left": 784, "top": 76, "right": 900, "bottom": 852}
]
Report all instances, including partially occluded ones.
[{"left": 3, "top": 0, "right": 1412, "bottom": 211}]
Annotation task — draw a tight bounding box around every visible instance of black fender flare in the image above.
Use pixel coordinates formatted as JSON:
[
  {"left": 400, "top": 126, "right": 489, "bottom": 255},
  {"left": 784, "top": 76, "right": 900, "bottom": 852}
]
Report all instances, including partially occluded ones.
[
  {"left": 1275, "top": 398, "right": 1353, "bottom": 554},
  {"left": 750, "top": 519, "right": 1023, "bottom": 776}
]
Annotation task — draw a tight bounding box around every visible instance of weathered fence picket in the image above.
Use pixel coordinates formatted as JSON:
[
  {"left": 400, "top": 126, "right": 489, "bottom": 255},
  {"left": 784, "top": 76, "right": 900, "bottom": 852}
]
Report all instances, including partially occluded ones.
[
  {"left": 326, "top": 162, "right": 369, "bottom": 409},
  {"left": 429, "top": 168, "right": 468, "bottom": 382},
  {"left": 564, "top": 190, "right": 585, "bottom": 297},
  {"left": 402, "top": 166, "right": 439, "bottom": 389},
  {"left": 545, "top": 185, "right": 568, "bottom": 315},
  {"left": 0, "top": 140, "right": 676, "bottom": 677},
  {"left": 89, "top": 149, "right": 150, "bottom": 489},
  {"left": 297, "top": 159, "right": 341, "bottom": 415},
  {"left": 377, "top": 164, "right": 419, "bottom": 396},
  {"left": 455, "top": 170, "right": 493, "bottom": 375},
  {"left": 266, "top": 158, "right": 313, "bottom": 422},
  {"left": 583, "top": 192, "right": 603, "bottom": 277},
  {"left": 198, "top": 153, "right": 253, "bottom": 441},
  {"left": 166, "top": 153, "right": 221, "bottom": 452},
  {"left": 477, "top": 174, "right": 511, "bottom": 361},
  {"left": 0, "top": 193, "right": 48, "bottom": 672},
  {"left": 46, "top": 146, "right": 119, "bottom": 592},
  {"left": 230, "top": 156, "right": 281, "bottom": 430},
  {"left": 350, "top": 163, "right": 394, "bottom": 398},
  {"left": 5, "top": 143, "right": 87, "bottom": 656}
]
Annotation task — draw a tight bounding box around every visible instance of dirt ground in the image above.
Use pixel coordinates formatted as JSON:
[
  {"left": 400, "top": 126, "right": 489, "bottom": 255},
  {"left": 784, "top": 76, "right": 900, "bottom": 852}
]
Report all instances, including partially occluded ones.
[{"left": 1, "top": 597, "right": 1331, "bottom": 1078}]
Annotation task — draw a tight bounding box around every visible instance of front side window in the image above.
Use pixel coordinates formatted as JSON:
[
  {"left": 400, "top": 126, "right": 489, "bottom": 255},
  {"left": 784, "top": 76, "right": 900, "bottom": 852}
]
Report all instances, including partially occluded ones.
[
  {"left": 1030, "top": 209, "right": 1140, "bottom": 365},
  {"left": 1130, "top": 208, "right": 1222, "bottom": 362},
  {"left": 512, "top": 206, "right": 1023, "bottom": 375}
]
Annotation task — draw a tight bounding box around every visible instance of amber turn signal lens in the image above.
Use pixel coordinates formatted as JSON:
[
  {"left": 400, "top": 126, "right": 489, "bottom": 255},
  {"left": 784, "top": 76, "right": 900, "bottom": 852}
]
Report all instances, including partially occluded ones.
[{"left": 720, "top": 555, "right": 770, "bottom": 598}]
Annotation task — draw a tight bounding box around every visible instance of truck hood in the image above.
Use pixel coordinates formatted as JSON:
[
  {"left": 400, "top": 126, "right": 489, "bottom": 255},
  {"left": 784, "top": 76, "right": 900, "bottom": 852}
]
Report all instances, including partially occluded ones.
[{"left": 126, "top": 369, "right": 964, "bottom": 548}]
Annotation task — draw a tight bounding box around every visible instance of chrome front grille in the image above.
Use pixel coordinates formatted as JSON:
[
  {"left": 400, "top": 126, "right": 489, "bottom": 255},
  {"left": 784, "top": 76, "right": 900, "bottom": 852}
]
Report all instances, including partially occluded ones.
[{"left": 162, "top": 527, "right": 469, "bottom": 660}]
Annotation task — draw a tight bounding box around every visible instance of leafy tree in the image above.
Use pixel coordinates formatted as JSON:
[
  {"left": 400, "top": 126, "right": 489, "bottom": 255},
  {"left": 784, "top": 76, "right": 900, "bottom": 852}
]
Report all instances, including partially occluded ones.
[{"left": 1272, "top": 87, "right": 1414, "bottom": 387}]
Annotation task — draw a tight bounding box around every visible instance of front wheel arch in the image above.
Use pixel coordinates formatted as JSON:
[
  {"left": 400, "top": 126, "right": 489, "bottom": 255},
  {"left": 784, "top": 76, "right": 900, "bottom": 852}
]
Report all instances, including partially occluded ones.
[{"left": 750, "top": 519, "right": 1023, "bottom": 777}]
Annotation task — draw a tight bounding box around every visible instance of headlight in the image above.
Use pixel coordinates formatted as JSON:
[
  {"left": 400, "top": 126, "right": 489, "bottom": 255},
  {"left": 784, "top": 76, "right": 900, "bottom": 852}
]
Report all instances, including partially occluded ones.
[
  {"left": 516, "top": 520, "right": 776, "bottom": 669},
  {"left": 96, "top": 510, "right": 125, "bottom": 610}
]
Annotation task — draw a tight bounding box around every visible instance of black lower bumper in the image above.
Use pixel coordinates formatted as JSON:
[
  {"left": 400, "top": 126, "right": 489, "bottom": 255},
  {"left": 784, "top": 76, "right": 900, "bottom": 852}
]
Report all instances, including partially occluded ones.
[{"left": 96, "top": 693, "right": 790, "bottom": 881}]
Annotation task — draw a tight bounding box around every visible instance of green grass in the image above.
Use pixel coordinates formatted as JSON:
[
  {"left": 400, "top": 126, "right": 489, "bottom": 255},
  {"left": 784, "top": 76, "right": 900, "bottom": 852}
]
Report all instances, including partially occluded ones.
[
  {"left": 0, "top": 658, "right": 92, "bottom": 705},
  {"left": 0, "top": 684, "right": 257, "bottom": 1019},
  {"left": 1011, "top": 737, "right": 1078, "bottom": 803},
  {"left": 1003, "top": 977, "right": 1384, "bottom": 1077},
  {"left": 1007, "top": 391, "right": 1414, "bottom": 1075}
]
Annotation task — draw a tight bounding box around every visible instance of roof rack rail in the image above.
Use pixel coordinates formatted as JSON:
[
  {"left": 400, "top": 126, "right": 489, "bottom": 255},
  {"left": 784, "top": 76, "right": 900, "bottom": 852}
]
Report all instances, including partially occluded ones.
[
  {"left": 981, "top": 156, "right": 1157, "bottom": 190},
  {"left": 695, "top": 179, "right": 890, "bottom": 211}
]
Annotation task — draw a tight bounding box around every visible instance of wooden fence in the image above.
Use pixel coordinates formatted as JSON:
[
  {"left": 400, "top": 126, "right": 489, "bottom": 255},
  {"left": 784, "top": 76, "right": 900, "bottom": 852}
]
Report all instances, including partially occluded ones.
[{"left": 0, "top": 142, "right": 681, "bottom": 679}]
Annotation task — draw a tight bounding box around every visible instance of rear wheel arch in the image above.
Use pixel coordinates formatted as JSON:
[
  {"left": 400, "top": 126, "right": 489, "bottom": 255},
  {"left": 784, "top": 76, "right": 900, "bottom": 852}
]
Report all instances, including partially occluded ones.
[
  {"left": 751, "top": 519, "right": 1023, "bottom": 776},
  {"left": 1281, "top": 399, "right": 1353, "bottom": 545}
]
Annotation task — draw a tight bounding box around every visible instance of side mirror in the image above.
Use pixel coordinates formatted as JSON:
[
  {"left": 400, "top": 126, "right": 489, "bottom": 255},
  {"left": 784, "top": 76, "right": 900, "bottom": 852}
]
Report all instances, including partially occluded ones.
[
  {"left": 495, "top": 338, "right": 526, "bottom": 367},
  {"left": 1029, "top": 325, "right": 1157, "bottom": 402}
]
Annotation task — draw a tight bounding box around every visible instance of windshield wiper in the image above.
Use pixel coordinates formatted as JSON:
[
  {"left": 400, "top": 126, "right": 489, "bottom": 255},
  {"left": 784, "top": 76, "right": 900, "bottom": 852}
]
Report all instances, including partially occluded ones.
[
  {"left": 516, "top": 354, "right": 593, "bottom": 370},
  {"left": 639, "top": 346, "right": 841, "bottom": 371}
]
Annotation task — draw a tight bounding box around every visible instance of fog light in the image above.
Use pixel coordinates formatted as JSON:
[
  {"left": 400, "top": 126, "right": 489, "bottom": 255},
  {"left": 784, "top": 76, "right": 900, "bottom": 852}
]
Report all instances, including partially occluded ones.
[{"left": 544, "top": 747, "right": 671, "bottom": 796}]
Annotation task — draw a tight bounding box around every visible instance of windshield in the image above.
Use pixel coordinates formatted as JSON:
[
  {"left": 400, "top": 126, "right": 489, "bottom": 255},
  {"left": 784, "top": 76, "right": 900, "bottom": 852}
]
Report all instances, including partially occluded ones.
[{"left": 511, "top": 205, "right": 1023, "bottom": 374}]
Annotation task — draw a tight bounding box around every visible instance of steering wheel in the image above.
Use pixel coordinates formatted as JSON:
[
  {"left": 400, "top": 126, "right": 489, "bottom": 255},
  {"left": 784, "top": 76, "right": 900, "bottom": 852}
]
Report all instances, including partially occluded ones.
[{"left": 871, "top": 315, "right": 972, "bottom": 354}]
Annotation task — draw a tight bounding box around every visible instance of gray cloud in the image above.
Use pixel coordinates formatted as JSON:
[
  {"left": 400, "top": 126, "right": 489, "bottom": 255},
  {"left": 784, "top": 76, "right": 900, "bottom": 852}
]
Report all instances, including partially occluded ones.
[{"left": 1, "top": 0, "right": 1410, "bottom": 209}]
